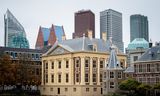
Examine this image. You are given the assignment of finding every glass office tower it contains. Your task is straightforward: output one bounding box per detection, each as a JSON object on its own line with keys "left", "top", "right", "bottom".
{"left": 100, "top": 9, "right": 124, "bottom": 52}
{"left": 130, "top": 14, "right": 149, "bottom": 42}
{"left": 4, "top": 9, "right": 29, "bottom": 48}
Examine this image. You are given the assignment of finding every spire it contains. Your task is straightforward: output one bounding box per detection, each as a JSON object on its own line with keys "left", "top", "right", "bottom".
{"left": 107, "top": 46, "right": 123, "bottom": 70}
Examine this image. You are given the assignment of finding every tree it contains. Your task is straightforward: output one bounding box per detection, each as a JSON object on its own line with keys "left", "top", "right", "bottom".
{"left": 137, "top": 84, "right": 151, "bottom": 96}
{"left": 119, "top": 78, "right": 140, "bottom": 95}
{"left": 154, "top": 83, "right": 160, "bottom": 90}
{"left": 0, "top": 54, "right": 17, "bottom": 90}
{"left": 154, "top": 83, "right": 160, "bottom": 96}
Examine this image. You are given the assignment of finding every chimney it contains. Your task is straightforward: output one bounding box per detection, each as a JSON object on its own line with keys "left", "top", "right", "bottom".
{"left": 102, "top": 32, "right": 107, "bottom": 41}
{"left": 149, "top": 39, "right": 153, "bottom": 48}
{"left": 62, "top": 35, "right": 66, "bottom": 41}
{"left": 88, "top": 30, "right": 92, "bottom": 39}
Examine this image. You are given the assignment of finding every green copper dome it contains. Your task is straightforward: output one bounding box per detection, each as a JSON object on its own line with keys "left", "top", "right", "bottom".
{"left": 128, "top": 38, "right": 149, "bottom": 50}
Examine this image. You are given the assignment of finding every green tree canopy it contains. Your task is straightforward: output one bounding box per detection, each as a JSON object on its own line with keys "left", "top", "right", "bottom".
{"left": 154, "top": 83, "right": 160, "bottom": 89}
{"left": 119, "top": 78, "right": 140, "bottom": 91}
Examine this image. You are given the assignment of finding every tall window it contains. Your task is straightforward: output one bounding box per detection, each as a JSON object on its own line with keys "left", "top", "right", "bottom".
{"left": 36, "top": 68, "right": 39, "bottom": 75}
{"left": 51, "top": 74, "right": 54, "bottom": 83}
{"left": 104, "top": 72, "right": 106, "bottom": 79}
{"left": 76, "top": 59, "right": 79, "bottom": 67}
{"left": 100, "top": 73, "right": 103, "bottom": 82}
{"left": 46, "top": 74, "right": 48, "bottom": 83}
{"left": 58, "top": 74, "right": 61, "bottom": 83}
{"left": 147, "top": 64, "right": 150, "bottom": 72}
{"left": 66, "top": 60, "right": 69, "bottom": 68}
{"left": 157, "top": 63, "right": 160, "bottom": 72}
{"left": 46, "top": 62, "right": 48, "bottom": 69}
{"left": 93, "top": 60, "right": 97, "bottom": 68}
{"left": 93, "top": 74, "right": 96, "bottom": 82}
{"left": 85, "top": 59, "right": 89, "bottom": 68}
{"left": 58, "top": 88, "right": 60, "bottom": 94}
{"left": 85, "top": 73, "right": 89, "bottom": 82}
{"left": 76, "top": 74, "right": 79, "bottom": 82}
{"left": 58, "top": 61, "right": 61, "bottom": 69}
{"left": 66, "top": 74, "right": 69, "bottom": 83}
{"left": 118, "top": 72, "right": 122, "bottom": 79}
{"left": 100, "top": 60, "right": 103, "bottom": 68}
{"left": 139, "top": 64, "right": 142, "bottom": 72}
{"left": 51, "top": 62, "right": 54, "bottom": 69}
{"left": 110, "top": 82, "right": 114, "bottom": 88}
{"left": 110, "top": 72, "right": 114, "bottom": 78}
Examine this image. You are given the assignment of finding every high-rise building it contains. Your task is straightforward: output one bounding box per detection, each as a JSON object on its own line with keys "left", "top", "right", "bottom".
{"left": 73, "top": 10, "right": 95, "bottom": 38}
{"left": 35, "top": 24, "right": 66, "bottom": 49}
{"left": 4, "top": 9, "right": 29, "bottom": 48}
{"left": 130, "top": 14, "right": 149, "bottom": 42}
{"left": 100, "top": 9, "right": 124, "bottom": 52}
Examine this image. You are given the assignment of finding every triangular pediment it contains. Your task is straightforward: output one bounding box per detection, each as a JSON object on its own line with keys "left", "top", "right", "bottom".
{"left": 47, "top": 45, "right": 71, "bottom": 55}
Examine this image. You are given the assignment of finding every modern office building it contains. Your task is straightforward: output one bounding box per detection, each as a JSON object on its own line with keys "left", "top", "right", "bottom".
{"left": 100, "top": 9, "right": 124, "bottom": 52}
{"left": 73, "top": 10, "right": 95, "bottom": 38}
{"left": 4, "top": 9, "right": 29, "bottom": 48}
{"left": 130, "top": 14, "right": 149, "bottom": 42}
{"left": 35, "top": 24, "right": 66, "bottom": 49}
{"left": 40, "top": 35, "right": 126, "bottom": 96}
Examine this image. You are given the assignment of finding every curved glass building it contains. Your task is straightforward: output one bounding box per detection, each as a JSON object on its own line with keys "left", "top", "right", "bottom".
{"left": 4, "top": 9, "right": 29, "bottom": 48}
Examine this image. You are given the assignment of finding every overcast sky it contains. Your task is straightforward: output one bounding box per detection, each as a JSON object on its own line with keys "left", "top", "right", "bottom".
{"left": 0, "top": 0, "right": 160, "bottom": 49}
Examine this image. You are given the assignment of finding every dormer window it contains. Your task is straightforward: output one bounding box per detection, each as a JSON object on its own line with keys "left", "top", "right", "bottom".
{"left": 93, "top": 44, "right": 97, "bottom": 51}
{"left": 88, "top": 43, "right": 97, "bottom": 52}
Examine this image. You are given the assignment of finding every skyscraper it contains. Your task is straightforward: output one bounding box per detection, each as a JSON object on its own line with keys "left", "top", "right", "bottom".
{"left": 73, "top": 10, "right": 95, "bottom": 38}
{"left": 130, "top": 14, "right": 149, "bottom": 42}
{"left": 35, "top": 24, "right": 66, "bottom": 49}
{"left": 100, "top": 9, "right": 124, "bottom": 52}
{"left": 4, "top": 9, "right": 29, "bottom": 48}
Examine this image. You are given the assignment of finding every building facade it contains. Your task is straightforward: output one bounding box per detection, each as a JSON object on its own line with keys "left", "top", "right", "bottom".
{"left": 103, "top": 46, "right": 124, "bottom": 95}
{"left": 0, "top": 46, "right": 44, "bottom": 84}
{"left": 100, "top": 9, "right": 124, "bottom": 52}
{"left": 133, "top": 44, "right": 160, "bottom": 85}
{"left": 4, "top": 9, "right": 29, "bottom": 48}
{"left": 126, "top": 38, "right": 149, "bottom": 67}
{"left": 35, "top": 24, "right": 66, "bottom": 49}
{"left": 130, "top": 14, "right": 149, "bottom": 42}
{"left": 40, "top": 36, "right": 126, "bottom": 96}
{"left": 73, "top": 10, "right": 95, "bottom": 38}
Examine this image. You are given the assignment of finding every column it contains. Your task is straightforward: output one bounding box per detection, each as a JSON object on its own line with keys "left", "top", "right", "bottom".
{"left": 48, "top": 60, "right": 51, "bottom": 84}
{"left": 42, "top": 60, "right": 45, "bottom": 85}
{"left": 80, "top": 57, "right": 85, "bottom": 85}
{"left": 69, "top": 57, "right": 73, "bottom": 84}
{"left": 62, "top": 59, "right": 65, "bottom": 85}
{"left": 90, "top": 57, "right": 93, "bottom": 85}
{"left": 97, "top": 58, "right": 100, "bottom": 85}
